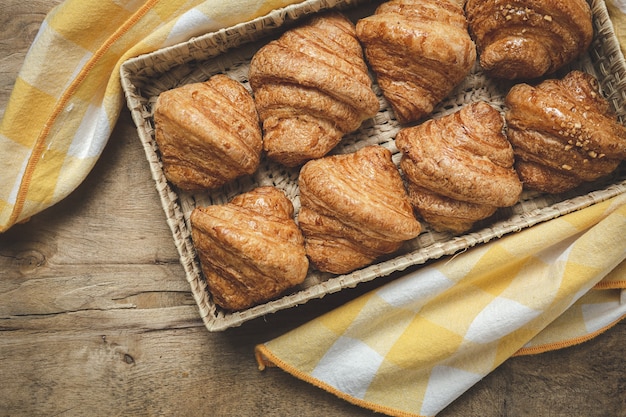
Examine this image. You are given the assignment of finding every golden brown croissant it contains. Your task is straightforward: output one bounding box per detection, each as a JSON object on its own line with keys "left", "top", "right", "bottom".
{"left": 190, "top": 186, "right": 309, "bottom": 311}
{"left": 396, "top": 101, "right": 523, "bottom": 233}
{"left": 154, "top": 74, "right": 262, "bottom": 191}
{"left": 248, "top": 12, "right": 379, "bottom": 167}
{"left": 355, "top": 0, "right": 476, "bottom": 124}
{"left": 465, "top": 0, "right": 593, "bottom": 80}
{"left": 297, "top": 145, "right": 421, "bottom": 274}
{"left": 505, "top": 70, "right": 626, "bottom": 193}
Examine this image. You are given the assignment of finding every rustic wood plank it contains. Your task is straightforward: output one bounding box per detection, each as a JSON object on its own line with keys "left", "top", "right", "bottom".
{"left": 0, "top": 325, "right": 378, "bottom": 416}
{"left": 0, "top": 264, "right": 194, "bottom": 317}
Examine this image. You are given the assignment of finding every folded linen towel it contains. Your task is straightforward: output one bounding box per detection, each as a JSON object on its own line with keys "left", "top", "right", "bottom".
{"left": 256, "top": 194, "right": 626, "bottom": 417}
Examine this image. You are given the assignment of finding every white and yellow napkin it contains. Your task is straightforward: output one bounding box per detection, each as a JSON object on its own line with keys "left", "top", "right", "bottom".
{"left": 1, "top": 1, "right": 625, "bottom": 417}
{"left": 256, "top": 194, "right": 626, "bottom": 417}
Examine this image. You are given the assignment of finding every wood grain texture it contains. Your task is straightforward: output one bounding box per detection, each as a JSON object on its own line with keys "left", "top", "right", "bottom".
{"left": 0, "top": 1, "right": 625, "bottom": 416}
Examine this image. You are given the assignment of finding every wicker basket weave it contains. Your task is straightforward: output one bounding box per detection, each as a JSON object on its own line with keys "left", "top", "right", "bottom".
{"left": 121, "top": 0, "right": 626, "bottom": 331}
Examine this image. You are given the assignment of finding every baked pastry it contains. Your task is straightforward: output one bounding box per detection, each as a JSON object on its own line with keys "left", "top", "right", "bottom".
{"left": 248, "top": 12, "right": 379, "bottom": 167}
{"left": 465, "top": 0, "right": 593, "bottom": 79}
{"left": 154, "top": 74, "right": 262, "bottom": 191}
{"left": 356, "top": 0, "right": 476, "bottom": 123}
{"left": 396, "top": 101, "right": 523, "bottom": 233}
{"left": 505, "top": 70, "right": 626, "bottom": 193}
{"left": 190, "top": 186, "right": 308, "bottom": 311}
{"left": 298, "top": 145, "right": 421, "bottom": 275}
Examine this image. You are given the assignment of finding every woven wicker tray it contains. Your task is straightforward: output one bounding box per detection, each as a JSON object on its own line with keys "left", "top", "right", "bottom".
{"left": 121, "top": 0, "right": 626, "bottom": 331}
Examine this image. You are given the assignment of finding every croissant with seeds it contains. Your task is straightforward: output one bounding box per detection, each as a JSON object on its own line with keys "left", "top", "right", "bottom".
{"left": 465, "top": 0, "right": 593, "bottom": 79}
{"left": 248, "top": 12, "right": 379, "bottom": 167}
{"left": 505, "top": 70, "right": 626, "bottom": 193}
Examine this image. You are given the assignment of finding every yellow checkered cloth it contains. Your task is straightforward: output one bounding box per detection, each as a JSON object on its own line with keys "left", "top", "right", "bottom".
{"left": 0, "top": 0, "right": 302, "bottom": 232}
{"left": 2, "top": 1, "right": 626, "bottom": 416}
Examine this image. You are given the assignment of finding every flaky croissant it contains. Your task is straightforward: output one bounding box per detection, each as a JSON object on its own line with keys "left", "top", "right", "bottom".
{"left": 396, "top": 101, "right": 523, "bottom": 233}
{"left": 505, "top": 70, "right": 626, "bottom": 193}
{"left": 248, "top": 12, "right": 379, "bottom": 167}
{"left": 356, "top": 0, "right": 476, "bottom": 124}
{"left": 154, "top": 74, "right": 262, "bottom": 191}
{"left": 465, "top": 0, "right": 593, "bottom": 80}
{"left": 298, "top": 145, "right": 421, "bottom": 275}
{"left": 190, "top": 186, "right": 309, "bottom": 311}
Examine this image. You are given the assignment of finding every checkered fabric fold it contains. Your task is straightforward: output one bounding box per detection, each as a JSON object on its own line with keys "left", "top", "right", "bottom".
{"left": 256, "top": 194, "right": 626, "bottom": 417}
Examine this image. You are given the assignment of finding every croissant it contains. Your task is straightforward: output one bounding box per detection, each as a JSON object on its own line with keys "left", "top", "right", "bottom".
{"left": 396, "top": 101, "right": 523, "bottom": 233}
{"left": 248, "top": 12, "right": 379, "bottom": 167}
{"left": 298, "top": 145, "right": 421, "bottom": 275}
{"left": 355, "top": 0, "right": 476, "bottom": 124}
{"left": 505, "top": 70, "right": 626, "bottom": 193}
{"left": 190, "top": 186, "right": 309, "bottom": 311}
{"left": 465, "top": 0, "right": 593, "bottom": 80}
{"left": 153, "top": 74, "right": 262, "bottom": 191}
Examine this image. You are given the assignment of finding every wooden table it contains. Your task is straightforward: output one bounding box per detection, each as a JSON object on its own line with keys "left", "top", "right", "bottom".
{"left": 1, "top": 1, "right": 625, "bottom": 416}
